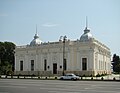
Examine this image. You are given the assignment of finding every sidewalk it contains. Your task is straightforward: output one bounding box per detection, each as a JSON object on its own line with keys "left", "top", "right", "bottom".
{"left": 0, "top": 74, "right": 120, "bottom": 81}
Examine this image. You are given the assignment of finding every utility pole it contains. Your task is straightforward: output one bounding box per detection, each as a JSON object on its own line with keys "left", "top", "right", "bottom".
{"left": 60, "top": 36, "right": 67, "bottom": 76}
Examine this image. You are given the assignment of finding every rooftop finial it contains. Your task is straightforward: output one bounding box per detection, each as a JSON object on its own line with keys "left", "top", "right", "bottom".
{"left": 34, "top": 24, "right": 39, "bottom": 39}
{"left": 84, "top": 16, "right": 90, "bottom": 33}
{"left": 86, "top": 16, "right": 88, "bottom": 29}
{"left": 36, "top": 24, "right": 37, "bottom": 35}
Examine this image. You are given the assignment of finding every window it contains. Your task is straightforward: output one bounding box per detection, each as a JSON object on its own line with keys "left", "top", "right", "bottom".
{"left": 82, "top": 58, "right": 87, "bottom": 70}
{"left": 31, "top": 60, "right": 34, "bottom": 71}
{"left": 20, "top": 61, "right": 23, "bottom": 71}
{"left": 44, "top": 59, "right": 47, "bottom": 71}
{"left": 64, "top": 59, "right": 67, "bottom": 70}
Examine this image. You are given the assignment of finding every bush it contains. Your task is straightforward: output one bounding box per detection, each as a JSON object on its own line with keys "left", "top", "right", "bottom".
{"left": 11, "top": 75, "right": 13, "bottom": 78}
{"left": 18, "top": 74, "right": 21, "bottom": 76}
{"left": 96, "top": 73, "right": 100, "bottom": 77}
{"left": 101, "top": 77, "right": 104, "bottom": 80}
{"left": 90, "top": 74, "right": 93, "bottom": 77}
{"left": 32, "top": 74, "right": 35, "bottom": 76}
{"left": 82, "top": 74, "right": 86, "bottom": 77}
{"left": 113, "top": 77, "right": 116, "bottom": 81}
{"left": 81, "top": 77, "right": 83, "bottom": 80}
{"left": 55, "top": 77, "right": 57, "bottom": 79}
{"left": 91, "top": 77, "right": 93, "bottom": 80}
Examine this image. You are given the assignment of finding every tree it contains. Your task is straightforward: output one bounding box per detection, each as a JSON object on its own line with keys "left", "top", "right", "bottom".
{"left": 115, "top": 64, "right": 120, "bottom": 73}
{"left": 0, "top": 61, "right": 13, "bottom": 75}
{"left": 0, "top": 41, "right": 15, "bottom": 75}
{"left": 112, "top": 54, "right": 120, "bottom": 73}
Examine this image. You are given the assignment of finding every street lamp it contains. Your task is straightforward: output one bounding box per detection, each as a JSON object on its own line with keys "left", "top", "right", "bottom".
{"left": 60, "top": 36, "right": 67, "bottom": 76}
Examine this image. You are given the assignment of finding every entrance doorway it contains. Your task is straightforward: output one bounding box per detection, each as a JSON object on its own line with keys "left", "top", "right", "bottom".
{"left": 53, "top": 63, "right": 57, "bottom": 74}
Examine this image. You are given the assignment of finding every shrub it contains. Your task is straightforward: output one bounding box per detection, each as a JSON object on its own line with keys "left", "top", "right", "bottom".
{"left": 101, "top": 77, "right": 104, "bottom": 80}
{"left": 96, "top": 73, "right": 100, "bottom": 77}
{"left": 82, "top": 74, "right": 86, "bottom": 77}
{"left": 81, "top": 77, "right": 83, "bottom": 80}
{"left": 113, "top": 77, "right": 116, "bottom": 81}
{"left": 18, "top": 74, "right": 21, "bottom": 76}
{"left": 55, "top": 77, "right": 57, "bottom": 79}
{"left": 91, "top": 77, "right": 93, "bottom": 80}
{"left": 90, "top": 74, "right": 93, "bottom": 77}
{"left": 32, "top": 74, "right": 35, "bottom": 76}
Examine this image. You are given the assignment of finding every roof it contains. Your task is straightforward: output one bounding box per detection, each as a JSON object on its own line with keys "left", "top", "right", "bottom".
{"left": 30, "top": 33, "right": 42, "bottom": 46}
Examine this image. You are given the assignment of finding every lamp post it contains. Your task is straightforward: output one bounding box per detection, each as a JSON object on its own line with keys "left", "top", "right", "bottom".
{"left": 60, "top": 36, "right": 67, "bottom": 76}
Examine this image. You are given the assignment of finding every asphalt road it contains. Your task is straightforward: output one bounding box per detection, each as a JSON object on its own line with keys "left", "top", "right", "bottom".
{"left": 0, "top": 79, "right": 120, "bottom": 93}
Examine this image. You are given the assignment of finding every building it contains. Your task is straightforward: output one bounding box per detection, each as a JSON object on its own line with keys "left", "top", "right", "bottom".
{"left": 14, "top": 24, "right": 111, "bottom": 76}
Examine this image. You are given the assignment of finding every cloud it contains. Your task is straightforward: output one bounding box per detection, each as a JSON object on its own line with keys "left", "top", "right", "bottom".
{"left": 42, "top": 23, "right": 59, "bottom": 27}
{"left": 0, "top": 13, "right": 8, "bottom": 17}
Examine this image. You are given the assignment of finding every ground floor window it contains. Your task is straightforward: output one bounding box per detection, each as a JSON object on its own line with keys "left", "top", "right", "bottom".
{"left": 31, "top": 60, "right": 34, "bottom": 71}
{"left": 82, "top": 58, "right": 87, "bottom": 70}
{"left": 53, "top": 63, "right": 57, "bottom": 74}
{"left": 44, "top": 59, "right": 47, "bottom": 71}
{"left": 20, "top": 60, "right": 23, "bottom": 71}
{"left": 64, "top": 59, "right": 67, "bottom": 70}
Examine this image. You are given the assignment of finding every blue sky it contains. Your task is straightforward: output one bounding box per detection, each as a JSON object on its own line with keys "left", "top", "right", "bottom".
{"left": 0, "top": 0, "right": 120, "bottom": 56}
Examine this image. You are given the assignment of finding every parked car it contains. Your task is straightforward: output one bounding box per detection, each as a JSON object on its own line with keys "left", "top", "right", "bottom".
{"left": 59, "top": 73, "right": 79, "bottom": 80}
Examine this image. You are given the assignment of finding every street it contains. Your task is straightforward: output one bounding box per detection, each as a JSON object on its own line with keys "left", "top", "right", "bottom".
{"left": 0, "top": 79, "right": 120, "bottom": 93}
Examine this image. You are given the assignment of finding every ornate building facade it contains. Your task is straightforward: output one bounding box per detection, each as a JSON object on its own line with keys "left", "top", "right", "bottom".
{"left": 15, "top": 25, "right": 111, "bottom": 76}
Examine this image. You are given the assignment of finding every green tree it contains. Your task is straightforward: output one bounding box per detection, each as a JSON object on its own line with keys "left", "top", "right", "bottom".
{"left": 112, "top": 54, "right": 120, "bottom": 73}
{"left": 0, "top": 41, "right": 15, "bottom": 75}
{"left": 114, "top": 64, "right": 120, "bottom": 73}
{"left": 0, "top": 61, "right": 13, "bottom": 75}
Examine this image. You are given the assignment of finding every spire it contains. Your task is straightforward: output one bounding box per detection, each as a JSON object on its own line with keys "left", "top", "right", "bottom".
{"left": 36, "top": 24, "right": 37, "bottom": 35}
{"left": 30, "top": 25, "right": 42, "bottom": 46}
{"left": 80, "top": 17, "right": 93, "bottom": 42}
{"left": 86, "top": 16, "right": 88, "bottom": 29}
{"left": 84, "top": 16, "right": 90, "bottom": 33}
{"left": 34, "top": 24, "right": 39, "bottom": 39}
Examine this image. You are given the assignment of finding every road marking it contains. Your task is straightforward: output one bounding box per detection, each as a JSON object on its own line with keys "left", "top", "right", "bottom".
{"left": 84, "top": 87, "right": 93, "bottom": 89}
{"left": 48, "top": 91, "right": 81, "bottom": 93}
{"left": 0, "top": 86, "right": 27, "bottom": 89}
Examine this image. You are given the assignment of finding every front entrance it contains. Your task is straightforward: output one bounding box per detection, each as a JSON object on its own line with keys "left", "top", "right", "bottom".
{"left": 53, "top": 63, "right": 57, "bottom": 74}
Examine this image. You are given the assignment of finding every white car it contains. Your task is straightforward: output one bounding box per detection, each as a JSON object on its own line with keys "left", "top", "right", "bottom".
{"left": 60, "top": 73, "right": 79, "bottom": 80}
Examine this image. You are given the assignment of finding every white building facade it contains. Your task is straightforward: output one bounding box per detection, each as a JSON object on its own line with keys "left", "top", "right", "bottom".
{"left": 15, "top": 26, "right": 111, "bottom": 76}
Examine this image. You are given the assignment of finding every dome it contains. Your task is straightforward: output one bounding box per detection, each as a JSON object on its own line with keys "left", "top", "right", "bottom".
{"left": 30, "top": 33, "right": 42, "bottom": 46}
{"left": 80, "top": 27, "right": 93, "bottom": 42}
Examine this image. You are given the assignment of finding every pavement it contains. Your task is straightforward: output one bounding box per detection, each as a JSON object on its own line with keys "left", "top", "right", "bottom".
{"left": 0, "top": 79, "right": 120, "bottom": 93}
{"left": 1, "top": 74, "right": 120, "bottom": 80}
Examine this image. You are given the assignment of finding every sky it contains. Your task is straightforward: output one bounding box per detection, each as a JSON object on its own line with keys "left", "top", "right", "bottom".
{"left": 0, "top": 0, "right": 120, "bottom": 56}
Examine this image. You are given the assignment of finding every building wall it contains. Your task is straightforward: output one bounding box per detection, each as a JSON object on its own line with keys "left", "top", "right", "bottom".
{"left": 14, "top": 39, "right": 111, "bottom": 76}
